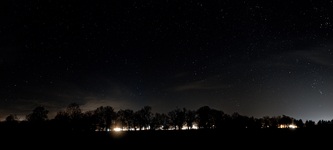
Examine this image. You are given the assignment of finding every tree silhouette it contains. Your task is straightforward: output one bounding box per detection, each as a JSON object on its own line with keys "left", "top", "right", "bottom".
{"left": 124, "top": 109, "right": 135, "bottom": 130}
{"left": 168, "top": 107, "right": 186, "bottom": 130}
{"left": 231, "top": 112, "right": 250, "bottom": 128}
{"left": 294, "top": 119, "right": 304, "bottom": 128}
{"left": 150, "top": 113, "right": 160, "bottom": 130}
{"left": 117, "top": 109, "right": 134, "bottom": 130}
{"left": 26, "top": 106, "right": 49, "bottom": 122}
{"left": 54, "top": 111, "right": 70, "bottom": 121}
{"left": 262, "top": 116, "right": 271, "bottom": 128}
{"left": 4, "top": 114, "right": 19, "bottom": 130}
{"left": 81, "top": 110, "right": 96, "bottom": 131}
{"left": 2, "top": 102, "right": 331, "bottom": 133}
{"left": 54, "top": 111, "right": 70, "bottom": 131}
{"left": 305, "top": 120, "right": 316, "bottom": 128}
{"left": 196, "top": 106, "right": 211, "bottom": 129}
{"left": 269, "top": 116, "right": 279, "bottom": 128}
{"left": 247, "top": 117, "right": 263, "bottom": 129}
{"left": 185, "top": 109, "right": 196, "bottom": 130}
{"left": 278, "top": 115, "right": 293, "bottom": 128}
{"left": 59, "top": 102, "right": 83, "bottom": 131}
{"left": 136, "top": 106, "right": 152, "bottom": 130}
{"left": 5, "top": 114, "right": 18, "bottom": 122}
{"left": 94, "top": 106, "right": 116, "bottom": 131}
{"left": 209, "top": 108, "right": 224, "bottom": 129}
{"left": 132, "top": 111, "right": 140, "bottom": 130}
{"left": 66, "top": 103, "right": 82, "bottom": 120}
{"left": 157, "top": 113, "right": 171, "bottom": 130}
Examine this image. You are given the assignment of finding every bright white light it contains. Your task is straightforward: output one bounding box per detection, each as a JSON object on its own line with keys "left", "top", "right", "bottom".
{"left": 192, "top": 124, "right": 198, "bottom": 129}
{"left": 278, "top": 124, "right": 297, "bottom": 129}
{"left": 288, "top": 124, "right": 297, "bottom": 129}
{"left": 113, "top": 127, "right": 122, "bottom": 132}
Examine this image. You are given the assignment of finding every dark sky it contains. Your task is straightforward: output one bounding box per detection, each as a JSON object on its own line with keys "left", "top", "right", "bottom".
{"left": 1, "top": 0, "right": 333, "bottom": 122}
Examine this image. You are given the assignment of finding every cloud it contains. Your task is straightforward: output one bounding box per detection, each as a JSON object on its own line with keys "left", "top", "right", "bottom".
{"left": 249, "top": 44, "right": 333, "bottom": 72}
{"left": 0, "top": 74, "right": 140, "bottom": 120}
{"left": 291, "top": 49, "right": 333, "bottom": 67}
{"left": 80, "top": 96, "right": 138, "bottom": 112}
{"left": 173, "top": 78, "right": 231, "bottom": 92}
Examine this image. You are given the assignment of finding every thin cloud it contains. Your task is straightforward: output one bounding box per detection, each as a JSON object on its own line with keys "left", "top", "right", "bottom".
{"left": 292, "top": 49, "right": 333, "bottom": 67}
{"left": 80, "top": 96, "right": 137, "bottom": 112}
{"left": 173, "top": 78, "right": 231, "bottom": 92}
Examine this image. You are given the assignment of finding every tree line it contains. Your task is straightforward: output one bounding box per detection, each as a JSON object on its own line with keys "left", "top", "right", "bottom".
{"left": 0, "top": 102, "right": 328, "bottom": 132}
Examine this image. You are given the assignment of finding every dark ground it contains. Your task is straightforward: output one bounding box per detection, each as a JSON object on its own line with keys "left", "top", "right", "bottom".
{"left": 2, "top": 128, "right": 331, "bottom": 149}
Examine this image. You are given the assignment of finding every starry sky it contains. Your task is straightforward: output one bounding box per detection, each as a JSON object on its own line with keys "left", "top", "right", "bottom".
{"left": 1, "top": 0, "right": 333, "bottom": 122}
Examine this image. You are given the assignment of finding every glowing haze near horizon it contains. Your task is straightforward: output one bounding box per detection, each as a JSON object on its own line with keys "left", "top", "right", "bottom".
{"left": 1, "top": 1, "right": 333, "bottom": 122}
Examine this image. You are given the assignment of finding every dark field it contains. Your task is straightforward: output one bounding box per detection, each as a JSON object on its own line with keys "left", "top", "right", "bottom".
{"left": 2, "top": 128, "right": 332, "bottom": 149}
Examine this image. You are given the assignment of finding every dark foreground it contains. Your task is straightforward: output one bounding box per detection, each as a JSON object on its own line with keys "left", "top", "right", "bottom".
{"left": 2, "top": 128, "right": 332, "bottom": 149}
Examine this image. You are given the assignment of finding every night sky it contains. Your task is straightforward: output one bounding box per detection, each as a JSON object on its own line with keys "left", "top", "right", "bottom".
{"left": 1, "top": 0, "right": 333, "bottom": 122}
